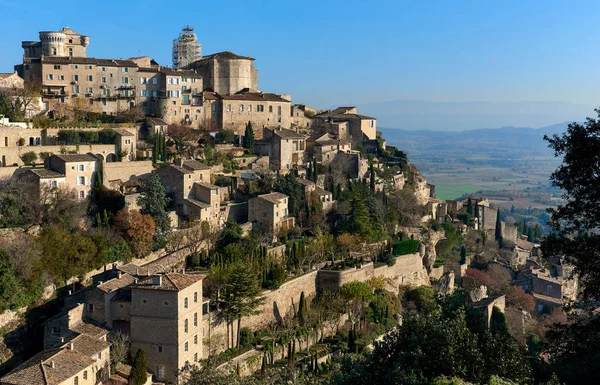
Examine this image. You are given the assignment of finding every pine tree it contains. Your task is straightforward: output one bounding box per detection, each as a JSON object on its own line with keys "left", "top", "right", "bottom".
{"left": 129, "top": 349, "right": 147, "bottom": 385}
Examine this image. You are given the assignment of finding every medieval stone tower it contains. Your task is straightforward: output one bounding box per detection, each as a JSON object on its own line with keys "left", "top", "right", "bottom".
{"left": 22, "top": 27, "right": 89, "bottom": 58}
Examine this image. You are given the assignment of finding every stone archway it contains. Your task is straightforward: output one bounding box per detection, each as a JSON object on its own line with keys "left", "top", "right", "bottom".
{"left": 106, "top": 153, "right": 118, "bottom": 162}
{"left": 95, "top": 153, "right": 105, "bottom": 161}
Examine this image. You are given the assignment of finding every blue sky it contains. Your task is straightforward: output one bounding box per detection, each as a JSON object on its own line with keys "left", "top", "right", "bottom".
{"left": 1, "top": 0, "right": 598, "bottom": 128}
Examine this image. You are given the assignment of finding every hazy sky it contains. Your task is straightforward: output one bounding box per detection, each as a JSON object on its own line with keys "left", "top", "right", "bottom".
{"left": 1, "top": 0, "right": 598, "bottom": 127}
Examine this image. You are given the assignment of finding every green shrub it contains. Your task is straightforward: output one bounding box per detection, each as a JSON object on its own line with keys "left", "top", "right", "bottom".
{"left": 239, "top": 327, "right": 254, "bottom": 348}
{"left": 393, "top": 239, "right": 420, "bottom": 256}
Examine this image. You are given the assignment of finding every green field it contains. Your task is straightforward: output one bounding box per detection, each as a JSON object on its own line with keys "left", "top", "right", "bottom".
{"left": 434, "top": 184, "right": 489, "bottom": 201}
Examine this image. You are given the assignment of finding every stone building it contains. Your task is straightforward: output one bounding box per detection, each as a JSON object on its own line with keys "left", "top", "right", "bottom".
{"left": 186, "top": 51, "right": 258, "bottom": 95}
{"left": 312, "top": 107, "right": 376, "bottom": 145}
{"left": 478, "top": 205, "right": 498, "bottom": 232}
{"left": 44, "top": 154, "right": 99, "bottom": 200}
{"left": 329, "top": 152, "right": 369, "bottom": 180}
{"left": 291, "top": 104, "right": 316, "bottom": 131}
{"left": 248, "top": 192, "right": 294, "bottom": 234}
{"left": 20, "top": 27, "right": 89, "bottom": 59}
{"left": 257, "top": 127, "right": 306, "bottom": 173}
{"left": 0, "top": 71, "right": 24, "bottom": 89}
{"left": 130, "top": 273, "right": 205, "bottom": 383}
{"left": 297, "top": 178, "right": 335, "bottom": 212}
{"left": 1, "top": 327, "right": 110, "bottom": 385}
{"left": 201, "top": 91, "right": 292, "bottom": 137}
{"left": 306, "top": 132, "right": 351, "bottom": 165}
{"left": 43, "top": 303, "right": 109, "bottom": 350}
{"left": 183, "top": 181, "right": 224, "bottom": 226}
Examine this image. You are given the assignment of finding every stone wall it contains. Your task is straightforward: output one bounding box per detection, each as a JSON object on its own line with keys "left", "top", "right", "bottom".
{"left": 501, "top": 222, "right": 518, "bottom": 246}
{"left": 103, "top": 160, "right": 153, "bottom": 184}
{"left": 1, "top": 143, "right": 117, "bottom": 166}
{"left": 373, "top": 253, "right": 430, "bottom": 292}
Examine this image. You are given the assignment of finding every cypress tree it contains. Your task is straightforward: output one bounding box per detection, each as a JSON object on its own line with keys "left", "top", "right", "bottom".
{"left": 369, "top": 159, "right": 376, "bottom": 193}
{"left": 495, "top": 209, "right": 504, "bottom": 248}
{"left": 467, "top": 198, "right": 473, "bottom": 215}
{"left": 161, "top": 133, "right": 167, "bottom": 161}
{"left": 460, "top": 245, "right": 467, "bottom": 264}
{"left": 244, "top": 121, "right": 255, "bottom": 152}
{"left": 336, "top": 183, "right": 342, "bottom": 200}
{"left": 152, "top": 134, "right": 158, "bottom": 163}
{"left": 298, "top": 291, "right": 307, "bottom": 325}
{"left": 95, "top": 212, "right": 102, "bottom": 227}
{"left": 129, "top": 349, "right": 147, "bottom": 385}
{"left": 312, "top": 159, "right": 318, "bottom": 183}
{"left": 474, "top": 202, "right": 479, "bottom": 218}
{"left": 261, "top": 353, "right": 267, "bottom": 372}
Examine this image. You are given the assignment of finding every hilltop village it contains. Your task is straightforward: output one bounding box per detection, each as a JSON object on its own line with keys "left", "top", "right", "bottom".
{"left": 0, "top": 27, "right": 576, "bottom": 385}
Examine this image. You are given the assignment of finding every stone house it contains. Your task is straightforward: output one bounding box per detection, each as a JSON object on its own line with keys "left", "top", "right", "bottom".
{"left": 257, "top": 127, "right": 306, "bottom": 173}
{"left": 306, "top": 132, "right": 351, "bottom": 165}
{"left": 146, "top": 117, "right": 168, "bottom": 135}
{"left": 43, "top": 303, "right": 109, "bottom": 350}
{"left": 1, "top": 326, "right": 110, "bottom": 385}
{"left": 291, "top": 104, "right": 316, "bottom": 131}
{"left": 329, "top": 152, "right": 369, "bottom": 180}
{"left": 471, "top": 295, "right": 506, "bottom": 328}
{"left": 130, "top": 273, "right": 205, "bottom": 383}
{"left": 155, "top": 159, "right": 211, "bottom": 214}
{"left": 19, "top": 168, "right": 66, "bottom": 198}
{"left": 297, "top": 178, "right": 334, "bottom": 212}
{"left": 183, "top": 181, "right": 224, "bottom": 226}
{"left": 248, "top": 192, "right": 294, "bottom": 234}
{"left": 45, "top": 153, "right": 99, "bottom": 200}
{"left": 477, "top": 205, "right": 498, "bottom": 232}
{"left": 312, "top": 107, "right": 376, "bottom": 145}
{"left": 0, "top": 71, "right": 25, "bottom": 89}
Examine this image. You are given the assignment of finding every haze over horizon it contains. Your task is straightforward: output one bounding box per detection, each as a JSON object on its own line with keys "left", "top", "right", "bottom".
{"left": 2, "top": 0, "right": 599, "bottom": 130}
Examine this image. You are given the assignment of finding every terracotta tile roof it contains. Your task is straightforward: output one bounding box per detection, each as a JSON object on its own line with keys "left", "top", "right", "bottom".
{"left": 296, "top": 178, "right": 315, "bottom": 187}
{"left": 257, "top": 192, "right": 288, "bottom": 204}
{"left": 159, "top": 68, "right": 199, "bottom": 77}
{"left": 132, "top": 273, "right": 204, "bottom": 291}
{"left": 222, "top": 92, "right": 290, "bottom": 103}
{"left": 194, "top": 181, "right": 219, "bottom": 190}
{"left": 198, "top": 51, "right": 255, "bottom": 61}
{"left": 532, "top": 292, "right": 563, "bottom": 305}
{"left": 51, "top": 153, "right": 97, "bottom": 162}
{"left": 120, "top": 249, "right": 187, "bottom": 276}
{"left": 41, "top": 56, "right": 137, "bottom": 67}
{"left": 272, "top": 127, "right": 305, "bottom": 139}
{"left": 0, "top": 347, "right": 97, "bottom": 385}
{"left": 156, "top": 164, "right": 193, "bottom": 175}
{"left": 314, "top": 186, "right": 331, "bottom": 196}
{"left": 147, "top": 117, "right": 168, "bottom": 126}
{"left": 97, "top": 273, "right": 136, "bottom": 293}
{"left": 314, "top": 139, "right": 338, "bottom": 146}
{"left": 27, "top": 169, "right": 65, "bottom": 178}
{"left": 186, "top": 198, "right": 210, "bottom": 209}
{"left": 66, "top": 334, "right": 109, "bottom": 358}
{"left": 112, "top": 128, "right": 135, "bottom": 136}
{"left": 70, "top": 322, "right": 108, "bottom": 340}
{"left": 181, "top": 159, "right": 210, "bottom": 170}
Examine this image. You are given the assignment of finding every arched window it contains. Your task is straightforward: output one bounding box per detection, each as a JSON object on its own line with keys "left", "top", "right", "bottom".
{"left": 184, "top": 319, "right": 188, "bottom": 333}
{"left": 240, "top": 104, "right": 244, "bottom": 112}
{"left": 227, "top": 104, "right": 232, "bottom": 112}
{"left": 184, "top": 297, "right": 188, "bottom": 309}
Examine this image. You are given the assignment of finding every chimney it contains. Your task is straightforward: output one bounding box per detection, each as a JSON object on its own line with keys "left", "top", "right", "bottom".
{"left": 69, "top": 342, "right": 74, "bottom": 351}
{"left": 60, "top": 337, "right": 65, "bottom": 343}
{"left": 134, "top": 278, "right": 138, "bottom": 284}
{"left": 152, "top": 275, "right": 162, "bottom": 286}
{"left": 182, "top": 268, "right": 185, "bottom": 275}
{"left": 117, "top": 271, "right": 122, "bottom": 279}
{"left": 50, "top": 360, "right": 56, "bottom": 369}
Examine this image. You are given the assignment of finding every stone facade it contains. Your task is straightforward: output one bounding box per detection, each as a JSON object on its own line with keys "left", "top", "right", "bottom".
{"left": 186, "top": 51, "right": 258, "bottom": 95}
{"left": 248, "top": 192, "right": 294, "bottom": 234}
{"left": 130, "top": 274, "right": 204, "bottom": 383}
{"left": 312, "top": 107, "right": 376, "bottom": 145}
{"left": 258, "top": 127, "right": 306, "bottom": 173}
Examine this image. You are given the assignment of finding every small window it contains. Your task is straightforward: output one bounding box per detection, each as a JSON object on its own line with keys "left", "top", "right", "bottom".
{"left": 98, "top": 352, "right": 102, "bottom": 359}
{"left": 152, "top": 78, "right": 158, "bottom": 85}
{"left": 83, "top": 371, "right": 87, "bottom": 380}
{"left": 101, "top": 77, "right": 106, "bottom": 83}
{"left": 194, "top": 353, "right": 198, "bottom": 362}
{"left": 227, "top": 104, "right": 231, "bottom": 112}
{"left": 87, "top": 75, "right": 93, "bottom": 81}
{"left": 142, "top": 299, "right": 147, "bottom": 304}
{"left": 52, "top": 326, "right": 60, "bottom": 335}
{"left": 123, "top": 77, "right": 129, "bottom": 84}
{"left": 46, "top": 74, "right": 54, "bottom": 80}
{"left": 87, "top": 303, "right": 94, "bottom": 312}
{"left": 194, "top": 313, "right": 197, "bottom": 327}
{"left": 194, "top": 292, "right": 198, "bottom": 303}
{"left": 194, "top": 334, "right": 198, "bottom": 344}
{"left": 184, "top": 319, "right": 188, "bottom": 333}
{"left": 184, "top": 341, "right": 188, "bottom": 352}
{"left": 269, "top": 105, "right": 273, "bottom": 113}
{"left": 164, "top": 301, "right": 169, "bottom": 306}
{"left": 248, "top": 105, "right": 252, "bottom": 112}
{"left": 74, "top": 376, "right": 79, "bottom": 385}
{"left": 157, "top": 345, "right": 163, "bottom": 353}
{"left": 73, "top": 74, "right": 79, "bottom": 81}
{"left": 122, "top": 67, "right": 129, "bottom": 73}
{"left": 78, "top": 164, "right": 85, "bottom": 172}
{"left": 184, "top": 297, "right": 188, "bottom": 309}
{"left": 78, "top": 176, "right": 86, "bottom": 185}
{"left": 86, "top": 65, "right": 93, "bottom": 70}
{"left": 240, "top": 104, "right": 244, "bottom": 112}
{"left": 54, "top": 64, "right": 62, "bottom": 70}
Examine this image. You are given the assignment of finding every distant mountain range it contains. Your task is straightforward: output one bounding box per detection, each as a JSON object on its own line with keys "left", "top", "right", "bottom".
{"left": 356, "top": 100, "right": 593, "bottom": 131}
{"left": 379, "top": 123, "right": 570, "bottom": 165}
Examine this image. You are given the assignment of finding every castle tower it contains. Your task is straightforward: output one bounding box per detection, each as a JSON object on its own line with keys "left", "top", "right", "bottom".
{"left": 172, "top": 26, "right": 201, "bottom": 69}
{"left": 26, "top": 27, "right": 89, "bottom": 58}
